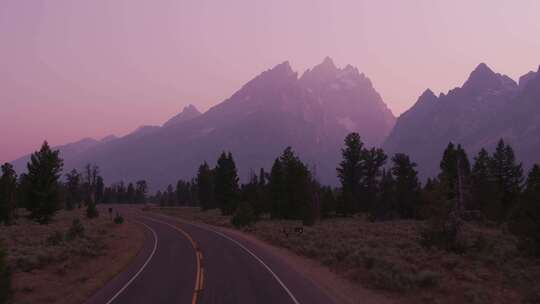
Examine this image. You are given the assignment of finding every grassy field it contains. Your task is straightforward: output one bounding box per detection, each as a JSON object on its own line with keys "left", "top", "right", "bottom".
{"left": 151, "top": 207, "right": 540, "bottom": 304}
{"left": 0, "top": 207, "right": 144, "bottom": 304}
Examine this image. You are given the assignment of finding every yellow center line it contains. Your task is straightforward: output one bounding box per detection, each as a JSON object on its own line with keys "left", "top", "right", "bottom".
{"left": 139, "top": 216, "right": 204, "bottom": 304}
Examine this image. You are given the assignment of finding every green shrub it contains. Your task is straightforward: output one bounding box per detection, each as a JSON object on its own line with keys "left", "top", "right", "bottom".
{"left": 413, "top": 270, "right": 441, "bottom": 288}
{"left": 0, "top": 245, "right": 12, "bottom": 304}
{"left": 231, "top": 201, "right": 256, "bottom": 228}
{"left": 66, "top": 218, "right": 85, "bottom": 240}
{"left": 46, "top": 231, "right": 64, "bottom": 246}
{"left": 86, "top": 202, "right": 99, "bottom": 219}
{"left": 114, "top": 213, "right": 124, "bottom": 224}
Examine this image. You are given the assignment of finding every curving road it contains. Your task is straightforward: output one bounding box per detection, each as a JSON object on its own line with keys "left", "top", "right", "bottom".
{"left": 86, "top": 207, "right": 336, "bottom": 304}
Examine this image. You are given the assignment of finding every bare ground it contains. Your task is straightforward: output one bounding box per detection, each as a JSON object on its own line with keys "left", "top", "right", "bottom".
{"left": 0, "top": 207, "right": 144, "bottom": 304}
{"left": 150, "top": 207, "right": 540, "bottom": 304}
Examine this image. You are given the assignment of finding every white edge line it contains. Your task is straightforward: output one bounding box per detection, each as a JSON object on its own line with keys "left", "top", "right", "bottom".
{"left": 105, "top": 221, "right": 158, "bottom": 304}
{"left": 146, "top": 213, "right": 301, "bottom": 304}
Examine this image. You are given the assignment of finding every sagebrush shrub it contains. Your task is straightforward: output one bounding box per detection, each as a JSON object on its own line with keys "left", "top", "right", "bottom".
{"left": 114, "top": 213, "right": 124, "bottom": 224}
{"left": 0, "top": 244, "right": 12, "bottom": 304}
{"left": 66, "top": 218, "right": 85, "bottom": 240}
{"left": 231, "top": 201, "right": 257, "bottom": 228}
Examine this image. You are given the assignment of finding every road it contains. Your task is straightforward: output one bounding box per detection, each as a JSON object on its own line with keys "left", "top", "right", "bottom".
{"left": 86, "top": 207, "right": 337, "bottom": 304}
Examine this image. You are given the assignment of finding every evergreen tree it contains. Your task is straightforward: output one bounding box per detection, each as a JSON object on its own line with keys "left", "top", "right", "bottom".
{"left": 509, "top": 164, "right": 540, "bottom": 255}
{"left": 0, "top": 163, "right": 17, "bottom": 225}
{"left": 197, "top": 162, "right": 214, "bottom": 211}
{"left": 26, "top": 141, "right": 64, "bottom": 224}
{"left": 470, "top": 149, "right": 498, "bottom": 219}
{"left": 83, "top": 164, "right": 99, "bottom": 205}
{"left": 95, "top": 176, "right": 105, "bottom": 203}
{"left": 320, "top": 186, "right": 336, "bottom": 219}
{"left": 269, "top": 158, "right": 286, "bottom": 219}
{"left": 135, "top": 180, "right": 148, "bottom": 204}
{"left": 391, "top": 153, "right": 421, "bottom": 219}
{"left": 269, "top": 147, "right": 313, "bottom": 220}
{"left": 362, "top": 148, "right": 387, "bottom": 214}
{"left": 371, "top": 169, "right": 396, "bottom": 220}
{"left": 127, "top": 183, "right": 136, "bottom": 203}
{"left": 214, "top": 152, "right": 240, "bottom": 215}
{"left": 439, "top": 143, "right": 471, "bottom": 203}
{"left": 165, "top": 184, "right": 175, "bottom": 206}
{"left": 490, "top": 139, "right": 524, "bottom": 220}
{"left": 337, "top": 133, "right": 365, "bottom": 215}
{"left": 65, "top": 169, "right": 81, "bottom": 210}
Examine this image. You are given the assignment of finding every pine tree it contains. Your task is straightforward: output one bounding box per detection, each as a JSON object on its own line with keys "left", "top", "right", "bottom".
{"left": 439, "top": 143, "right": 470, "bottom": 203}
{"left": 127, "top": 183, "right": 136, "bottom": 203}
{"left": 490, "top": 139, "right": 524, "bottom": 220}
{"left": 0, "top": 163, "right": 17, "bottom": 225}
{"left": 471, "top": 149, "right": 498, "bottom": 219}
{"left": 83, "top": 164, "right": 99, "bottom": 205}
{"left": 214, "top": 152, "right": 240, "bottom": 215}
{"left": 509, "top": 164, "right": 540, "bottom": 255}
{"left": 26, "top": 141, "right": 64, "bottom": 224}
{"left": 269, "top": 147, "right": 312, "bottom": 220}
{"left": 391, "top": 153, "right": 421, "bottom": 219}
{"left": 269, "top": 158, "right": 286, "bottom": 219}
{"left": 96, "top": 176, "right": 105, "bottom": 203}
{"left": 371, "top": 169, "right": 395, "bottom": 220}
{"left": 65, "top": 169, "right": 81, "bottom": 210}
{"left": 337, "top": 133, "right": 365, "bottom": 215}
{"left": 197, "top": 162, "right": 214, "bottom": 211}
{"left": 362, "top": 148, "right": 387, "bottom": 214}
{"left": 135, "top": 180, "right": 148, "bottom": 204}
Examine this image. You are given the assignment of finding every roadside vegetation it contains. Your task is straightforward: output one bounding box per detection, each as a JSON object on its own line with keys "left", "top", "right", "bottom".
{"left": 149, "top": 133, "right": 540, "bottom": 303}
{"left": 0, "top": 142, "right": 146, "bottom": 303}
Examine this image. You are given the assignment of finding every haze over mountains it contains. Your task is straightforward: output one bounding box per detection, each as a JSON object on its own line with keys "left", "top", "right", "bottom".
{"left": 12, "top": 58, "right": 540, "bottom": 189}
{"left": 12, "top": 58, "right": 395, "bottom": 190}
{"left": 384, "top": 63, "right": 540, "bottom": 179}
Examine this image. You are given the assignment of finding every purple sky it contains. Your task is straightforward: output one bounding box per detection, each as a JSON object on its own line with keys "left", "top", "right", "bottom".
{"left": 1, "top": 0, "right": 539, "bottom": 163}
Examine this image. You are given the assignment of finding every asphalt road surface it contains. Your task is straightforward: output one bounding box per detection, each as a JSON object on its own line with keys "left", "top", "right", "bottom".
{"left": 86, "top": 207, "right": 337, "bottom": 304}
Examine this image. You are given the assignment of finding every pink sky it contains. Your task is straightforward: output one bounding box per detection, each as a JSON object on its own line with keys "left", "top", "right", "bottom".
{"left": 1, "top": 0, "right": 539, "bottom": 163}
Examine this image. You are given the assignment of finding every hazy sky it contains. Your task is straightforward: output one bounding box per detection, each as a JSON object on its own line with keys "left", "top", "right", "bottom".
{"left": 1, "top": 0, "right": 539, "bottom": 163}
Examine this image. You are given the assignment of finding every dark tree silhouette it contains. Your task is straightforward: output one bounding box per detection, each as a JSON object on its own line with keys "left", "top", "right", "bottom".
{"left": 391, "top": 153, "right": 421, "bottom": 219}
{"left": 269, "top": 147, "right": 313, "bottom": 220}
{"left": 337, "top": 133, "right": 364, "bottom": 215}
{"left": 214, "top": 152, "right": 240, "bottom": 215}
{"left": 135, "top": 180, "right": 148, "bottom": 204}
{"left": 471, "top": 148, "right": 498, "bottom": 219}
{"left": 26, "top": 141, "right": 64, "bottom": 224}
{"left": 490, "top": 139, "right": 524, "bottom": 221}
{"left": 509, "top": 164, "right": 540, "bottom": 255}
{"left": 197, "top": 162, "right": 214, "bottom": 211}
{"left": 65, "top": 169, "right": 82, "bottom": 210}
{"left": 0, "top": 163, "right": 17, "bottom": 225}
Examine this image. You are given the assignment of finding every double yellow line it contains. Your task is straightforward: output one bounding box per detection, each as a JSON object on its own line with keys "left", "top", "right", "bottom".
{"left": 141, "top": 216, "right": 204, "bottom": 304}
{"left": 177, "top": 227, "right": 205, "bottom": 304}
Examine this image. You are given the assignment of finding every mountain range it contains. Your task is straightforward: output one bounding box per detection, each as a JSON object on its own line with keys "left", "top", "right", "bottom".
{"left": 12, "top": 58, "right": 396, "bottom": 190}
{"left": 383, "top": 63, "right": 540, "bottom": 179}
{"left": 12, "top": 59, "right": 540, "bottom": 189}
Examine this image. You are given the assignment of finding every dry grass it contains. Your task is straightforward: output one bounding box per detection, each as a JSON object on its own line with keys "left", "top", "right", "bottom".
{"left": 0, "top": 207, "right": 144, "bottom": 304}
{"left": 150, "top": 207, "right": 540, "bottom": 304}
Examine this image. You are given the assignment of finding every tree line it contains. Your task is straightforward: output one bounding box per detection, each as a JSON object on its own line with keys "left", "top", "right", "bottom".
{"left": 0, "top": 141, "right": 148, "bottom": 225}
{"left": 147, "top": 133, "right": 540, "bottom": 255}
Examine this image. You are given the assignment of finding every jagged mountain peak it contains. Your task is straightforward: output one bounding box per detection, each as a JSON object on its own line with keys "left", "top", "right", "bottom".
{"left": 463, "top": 62, "right": 517, "bottom": 93}
{"left": 163, "top": 103, "right": 202, "bottom": 127}
{"left": 418, "top": 89, "right": 438, "bottom": 102}
{"left": 519, "top": 71, "right": 537, "bottom": 89}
